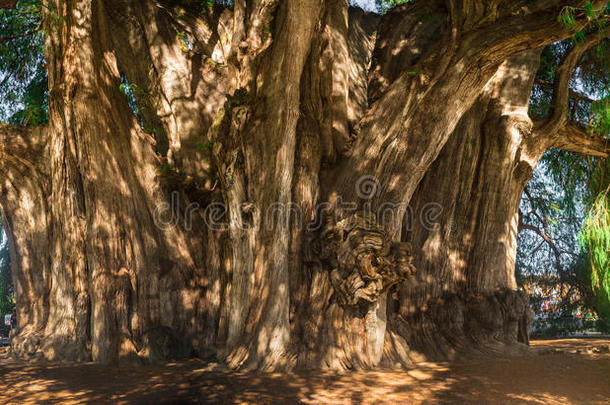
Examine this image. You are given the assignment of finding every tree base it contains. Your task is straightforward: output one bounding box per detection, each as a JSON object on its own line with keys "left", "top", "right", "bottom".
{"left": 383, "top": 288, "right": 533, "bottom": 366}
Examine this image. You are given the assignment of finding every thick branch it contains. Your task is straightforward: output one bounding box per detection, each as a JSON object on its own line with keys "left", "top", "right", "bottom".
{"left": 0, "top": 0, "right": 17, "bottom": 9}
{"left": 532, "top": 35, "right": 610, "bottom": 156}
{"left": 552, "top": 123, "right": 610, "bottom": 157}
{"left": 330, "top": 2, "right": 597, "bottom": 223}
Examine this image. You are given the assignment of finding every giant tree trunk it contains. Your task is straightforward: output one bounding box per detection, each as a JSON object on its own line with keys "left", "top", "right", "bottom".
{"left": 391, "top": 51, "right": 544, "bottom": 361}
{"left": 0, "top": 124, "right": 50, "bottom": 360}
{"left": 2, "top": 0, "right": 608, "bottom": 369}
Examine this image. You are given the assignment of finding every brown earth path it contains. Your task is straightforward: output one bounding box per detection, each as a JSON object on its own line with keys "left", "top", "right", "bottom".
{"left": 0, "top": 338, "right": 609, "bottom": 404}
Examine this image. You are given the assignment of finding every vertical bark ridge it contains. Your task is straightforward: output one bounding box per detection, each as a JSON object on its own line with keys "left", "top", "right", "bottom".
{"left": 220, "top": 0, "right": 323, "bottom": 371}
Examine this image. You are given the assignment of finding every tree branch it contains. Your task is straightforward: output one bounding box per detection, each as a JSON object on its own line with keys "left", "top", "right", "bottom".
{"left": 535, "top": 34, "right": 603, "bottom": 135}
{"left": 331, "top": 1, "right": 603, "bottom": 228}
{"left": 0, "top": 0, "right": 17, "bottom": 9}
{"left": 0, "top": 24, "right": 42, "bottom": 42}
{"left": 552, "top": 122, "right": 610, "bottom": 157}
{"left": 518, "top": 209, "right": 563, "bottom": 274}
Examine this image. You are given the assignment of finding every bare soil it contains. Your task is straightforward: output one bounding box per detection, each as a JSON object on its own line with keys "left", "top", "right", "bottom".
{"left": 1, "top": 338, "right": 609, "bottom": 404}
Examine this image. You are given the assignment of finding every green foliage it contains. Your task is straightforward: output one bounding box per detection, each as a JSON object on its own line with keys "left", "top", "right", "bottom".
{"left": 558, "top": 2, "right": 609, "bottom": 28}
{"left": 581, "top": 197, "right": 610, "bottom": 289}
{"left": 196, "top": 141, "right": 214, "bottom": 152}
{"left": 118, "top": 76, "right": 168, "bottom": 144}
{"left": 538, "top": 42, "right": 570, "bottom": 82}
{"left": 375, "top": 0, "right": 411, "bottom": 14}
{"left": 523, "top": 33, "right": 610, "bottom": 331}
{"left": 579, "top": 158, "right": 610, "bottom": 325}
{"left": 586, "top": 1, "right": 595, "bottom": 19}
{"left": 0, "top": 0, "right": 46, "bottom": 124}
{"left": 558, "top": 2, "right": 610, "bottom": 43}
{"left": 517, "top": 149, "right": 592, "bottom": 278}
{"left": 119, "top": 77, "right": 143, "bottom": 116}
{"left": 7, "top": 66, "right": 47, "bottom": 125}
{"left": 175, "top": 30, "right": 190, "bottom": 53}
{"left": 200, "top": 0, "right": 214, "bottom": 13}
{"left": 181, "top": 0, "right": 232, "bottom": 14}
{"left": 590, "top": 91, "right": 610, "bottom": 135}
{"left": 530, "top": 42, "right": 571, "bottom": 119}
{"left": 157, "top": 163, "right": 175, "bottom": 175}
{"left": 531, "top": 314, "right": 602, "bottom": 338}
{"left": 558, "top": 6, "right": 578, "bottom": 28}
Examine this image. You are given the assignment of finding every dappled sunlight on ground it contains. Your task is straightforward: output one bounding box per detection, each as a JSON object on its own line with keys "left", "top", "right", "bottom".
{"left": 0, "top": 338, "right": 609, "bottom": 404}
{"left": 531, "top": 337, "right": 610, "bottom": 352}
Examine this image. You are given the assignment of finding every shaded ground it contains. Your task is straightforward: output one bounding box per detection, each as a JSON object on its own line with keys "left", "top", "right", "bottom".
{"left": 0, "top": 338, "right": 608, "bottom": 404}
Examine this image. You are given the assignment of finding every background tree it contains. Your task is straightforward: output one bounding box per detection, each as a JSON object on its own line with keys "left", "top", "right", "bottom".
{"left": 516, "top": 36, "right": 610, "bottom": 332}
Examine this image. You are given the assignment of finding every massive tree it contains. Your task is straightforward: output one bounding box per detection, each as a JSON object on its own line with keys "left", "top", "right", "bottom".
{"left": 1, "top": 0, "right": 610, "bottom": 370}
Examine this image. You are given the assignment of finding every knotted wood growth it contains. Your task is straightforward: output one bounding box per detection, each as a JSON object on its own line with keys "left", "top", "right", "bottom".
{"left": 318, "top": 212, "right": 414, "bottom": 306}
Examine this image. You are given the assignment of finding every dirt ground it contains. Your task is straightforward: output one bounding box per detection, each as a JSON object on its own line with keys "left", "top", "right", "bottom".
{"left": 0, "top": 338, "right": 609, "bottom": 404}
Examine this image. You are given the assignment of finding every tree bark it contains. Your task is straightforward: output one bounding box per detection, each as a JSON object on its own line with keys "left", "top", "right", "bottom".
{"left": 0, "top": 124, "right": 50, "bottom": 360}
{"left": 391, "top": 51, "right": 544, "bottom": 361}
{"left": 3, "top": 0, "right": 609, "bottom": 369}
{"left": 0, "top": 0, "right": 17, "bottom": 9}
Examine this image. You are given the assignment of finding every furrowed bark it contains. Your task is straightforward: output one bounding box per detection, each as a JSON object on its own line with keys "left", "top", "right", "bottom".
{"left": 8, "top": 0, "right": 217, "bottom": 363}
{"left": 304, "top": 1, "right": 589, "bottom": 370}
{"left": 107, "top": 2, "right": 234, "bottom": 356}
{"left": 217, "top": 0, "right": 323, "bottom": 370}
{"left": 327, "top": 2, "right": 591, "bottom": 223}
{"left": 292, "top": 3, "right": 390, "bottom": 369}
{"left": 388, "top": 37, "right": 610, "bottom": 363}
{"left": 107, "top": 1, "right": 233, "bottom": 181}
{"left": 553, "top": 124, "right": 610, "bottom": 157}
{"left": 390, "top": 51, "right": 543, "bottom": 361}
{"left": 5, "top": 0, "right": 610, "bottom": 371}
{"left": 0, "top": 124, "right": 50, "bottom": 360}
